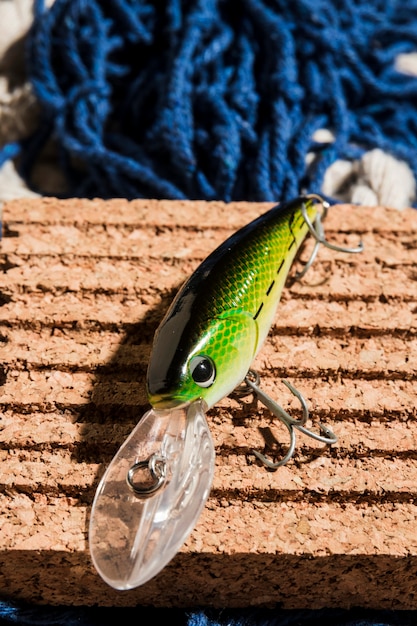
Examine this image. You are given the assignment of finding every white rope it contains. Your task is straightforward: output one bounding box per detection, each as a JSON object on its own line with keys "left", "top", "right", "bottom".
{"left": 322, "top": 149, "right": 416, "bottom": 210}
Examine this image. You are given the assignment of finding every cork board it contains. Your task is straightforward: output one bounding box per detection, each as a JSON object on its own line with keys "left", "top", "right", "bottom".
{"left": 1, "top": 198, "right": 417, "bottom": 608}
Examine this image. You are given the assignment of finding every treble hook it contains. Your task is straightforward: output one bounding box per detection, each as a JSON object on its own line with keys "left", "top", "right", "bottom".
{"left": 295, "top": 193, "right": 364, "bottom": 280}
{"left": 235, "top": 370, "right": 337, "bottom": 470}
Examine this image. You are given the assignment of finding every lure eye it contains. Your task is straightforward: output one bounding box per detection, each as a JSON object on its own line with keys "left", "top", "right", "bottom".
{"left": 189, "top": 355, "right": 216, "bottom": 388}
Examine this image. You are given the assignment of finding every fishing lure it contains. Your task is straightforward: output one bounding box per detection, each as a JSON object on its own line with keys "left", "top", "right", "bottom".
{"left": 89, "top": 194, "right": 362, "bottom": 590}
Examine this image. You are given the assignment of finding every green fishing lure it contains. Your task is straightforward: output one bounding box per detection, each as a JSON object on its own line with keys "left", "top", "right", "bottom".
{"left": 89, "top": 194, "right": 362, "bottom": 591}
{"left": 147, "top": 196, "right": 316, "bottom": 411}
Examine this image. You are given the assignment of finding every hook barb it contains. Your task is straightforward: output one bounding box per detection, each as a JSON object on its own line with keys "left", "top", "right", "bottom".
{"left": 236, "top": 370, "right": 337, "bottom": 469}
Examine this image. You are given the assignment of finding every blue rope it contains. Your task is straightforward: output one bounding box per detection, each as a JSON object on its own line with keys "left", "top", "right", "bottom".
{"left": 0, "top": 142, "right": 21, "bottom": 168}
{"left": 22, "top": 0, "right": 417, "bottom": 202}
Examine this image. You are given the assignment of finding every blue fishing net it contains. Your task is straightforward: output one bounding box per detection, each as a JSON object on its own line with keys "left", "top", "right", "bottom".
{"left": 16, "top": 0, "right": 417, "bottom": 201}
{"left": 1, "top": 603, "right": 417, "bottom": 626}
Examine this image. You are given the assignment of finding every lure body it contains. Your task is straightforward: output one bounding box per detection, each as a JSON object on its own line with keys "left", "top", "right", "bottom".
{"left": 147, "top": 196, "right": 317, "bottom": 410}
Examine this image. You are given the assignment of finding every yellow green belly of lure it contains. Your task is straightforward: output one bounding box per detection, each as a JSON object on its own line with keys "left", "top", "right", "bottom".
{"left": 89, "top": 194, "right": 362, "bottom": 590}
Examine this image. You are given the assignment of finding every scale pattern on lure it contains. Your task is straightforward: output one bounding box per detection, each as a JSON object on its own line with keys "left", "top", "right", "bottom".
{"left": 147, "top": 196, "right": 317, "bottom": 410}
{"left": 89, "top": 194, "right": 362, "bottom": 591}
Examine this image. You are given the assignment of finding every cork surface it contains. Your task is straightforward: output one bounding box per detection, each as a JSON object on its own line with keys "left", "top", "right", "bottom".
{"left": 1, "top": 197, "right": 417, "bottom": 609}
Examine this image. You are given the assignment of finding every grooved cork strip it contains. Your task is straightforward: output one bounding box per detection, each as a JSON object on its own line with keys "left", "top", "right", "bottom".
{"left": 1, "top": 197, "right": 417, "bottom": 609}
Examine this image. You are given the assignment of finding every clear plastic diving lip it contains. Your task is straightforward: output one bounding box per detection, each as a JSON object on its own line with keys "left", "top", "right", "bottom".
{"left": 89, "top": 399, "right": 215, "bottom": 590}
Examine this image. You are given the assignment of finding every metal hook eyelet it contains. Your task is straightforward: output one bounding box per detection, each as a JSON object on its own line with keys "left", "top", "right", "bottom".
{"left": 127, "top": 454, "right": 167, "bottom": 497}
